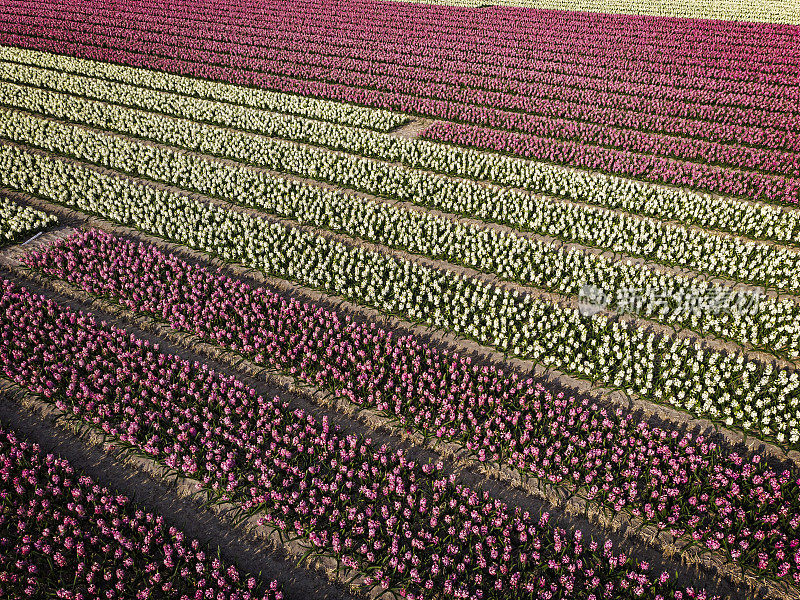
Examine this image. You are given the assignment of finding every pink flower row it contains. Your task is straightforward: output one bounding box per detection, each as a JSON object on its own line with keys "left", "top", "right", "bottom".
{"left": 0, "top": 277, "right": 708, "bottom": 600}
{"left": 5, "top": 4, "right": 800, "bottom": 154}
{"left": 17, "top": 0, "right": 800, "bottom": 87}
{"left": 422, "top": 122, "right": 799, "bottom": 204}
{"left": 11, "top": 0, "right": 800, "bottom": 122}
{"left": 0, "top": 426, "right": 283, "bottom": 600}
{"left": 24, "top": 229, "right": 800, "bottom": 585}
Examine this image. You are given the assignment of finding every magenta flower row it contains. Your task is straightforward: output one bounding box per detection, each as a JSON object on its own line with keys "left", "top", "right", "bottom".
{"left": 11, "top": 0, "right": 800, "bottom": 95}
{"left": 23, "top": 229, "right": 800, "bottom": 586}
{"left": 0, "top": 426, "right": 283, "bottom": 600}
{"left": 1, "top": 1, "right": 799, "bottom": 202}
{"left": 3, "top": 5, "right": 798, "bottom": 152}
{"left": 0, "top": 277, "right": 710, "bottom": 600}
{"left": 420, "top": 122, "right": 799, "bottom": 204}
{"left": 6, "top": 1, "right": 800, "bottom": 133}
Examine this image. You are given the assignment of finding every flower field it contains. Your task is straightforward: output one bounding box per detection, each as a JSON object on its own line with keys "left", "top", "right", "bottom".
{"left": 0, "top": 0, "right": 798, "bottom": 598}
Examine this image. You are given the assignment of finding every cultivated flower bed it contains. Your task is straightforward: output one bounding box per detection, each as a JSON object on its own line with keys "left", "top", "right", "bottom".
{"left": 5, "top": 46, "right": 800, "bottom": 249}
{"left": 0, "top": 192, "right": 56, "bottom": 247}
{"left": 2, "top": 103, "right": 798, "bottom": 359}
{"left": 0, "top": 425, "right": 283, "bottom": 600}
{"left": 0, "top": 279, "right": 711, "bottom": 600}
{"left": 1, "top": 144, "right": 798, "bottom": 450}
{"left": 23, "top": 228, "right": 800, "bottom": 587}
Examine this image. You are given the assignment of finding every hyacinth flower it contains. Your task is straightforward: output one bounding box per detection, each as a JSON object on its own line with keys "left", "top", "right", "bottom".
{"left": 0, "top": 278, "right": 716, "bottom": 600}
{"left": 18, "top": 230, "right": 800, "bottom": 588}
{"left": 0, "top": 193, "right": 56, "bottom": 247}
{"left": 0, "top": 425, "right": 283, "bottom": 600}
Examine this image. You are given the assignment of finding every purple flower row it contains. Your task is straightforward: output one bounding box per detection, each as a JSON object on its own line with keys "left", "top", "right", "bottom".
{"left": 0, "top": 277, "right": 710, "bottom": 600}
{"left": 2, "top": 0, "right": 799, "bottom": 157}
{"left": 421, "top": 122, "right": 799, "bottom": 204}
{"left": 15, "top": 0, "right": 800, "bottom": 94}
{"left": 0, "top": 426, "right": 282, "bottom": 600}
{"left": 3, "top": 6, "right": 798, "bottom": 153}
{"left": 24, "top": 229, "right": 800, "bottom": 586}
{"left": 9, "top": 0, "right": 800, "bottom": 131}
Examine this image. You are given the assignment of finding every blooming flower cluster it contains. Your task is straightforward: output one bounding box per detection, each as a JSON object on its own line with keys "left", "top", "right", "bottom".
{"left": 23, "top": 227, "right": 800, "bottom": 585}
{"left": 4, "top": 77, "right": 800, "bottom": 297}
{"left": 0, "top": 279, "right": 715, "bottom": 600}
{"left": 0, "top": 192, "right": 56, "bottom": 246}
{"left": 0, "top": 50, "right": 404, "bottom": 132}
{"left": 462, "top": 0, "right": 800, "bottom": 24}
{"left": 2, "top": 144, "right": 799, "bottom": 446}
{"left": 4, "top": 45, "right": 800, "bottom": 251}
{"left": 0, "top": 425, "right": 283, "bottom": 600}
{"left": 422, "top": 121, "right": 799, "bottom": 205}
{"left": 3, "top": 101, "right": 798, "bottom": 359}
{"left": 0, "top": 0, "right": 798, "bottom": 203}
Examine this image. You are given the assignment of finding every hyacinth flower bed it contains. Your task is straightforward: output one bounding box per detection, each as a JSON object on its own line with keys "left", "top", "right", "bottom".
{"left": 4, "top": 46, "right": 800, "bottom": 254}
{"left": 0, "top": 278, "right": 716, "bottom": 600}
{"left": 0, "top": 192, "right": 56, "bottom": 247}
{"left": 0, "top": 425, "right": 283, "bottom": 600}
{"left": 2, "top": 101, "right": 798, "bottom": 360}
{"left": 21, "top": 228, "right": 800, "bottom": 586}
{"left": 0, "top": 0, "right": 798, "bottom": 203}
{"left": 2, "top": 145, "right": 799, "bottom": 451}
{"left": 3, "top": 88, "right": 800, "bottom": 303}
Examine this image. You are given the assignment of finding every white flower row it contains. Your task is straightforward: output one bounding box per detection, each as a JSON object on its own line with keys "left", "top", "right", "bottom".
{"left": 489, "top": 0, "right": 800, "bottom": 25}
{"left": 3, "top": 49, "right": 800, "bottom": 250}
{"left": 4, "top": 104, "right": 799, "bottom": 360}
{"left": 0, "top": 193, "right": 57, "bottom": 245}
{"left": 3, "top": 76, "right": 800, "bottom": 297}
{"left": 0, "top": 45, "right": 407, "bottom": 132}
{"left": 2, "top": 141, "right": 799, "bottom": 447}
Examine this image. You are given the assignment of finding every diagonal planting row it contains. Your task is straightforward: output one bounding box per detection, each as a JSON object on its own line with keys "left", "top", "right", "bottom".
{"left": 0, "top": 47, "right": 406, "bottom": 132}
{"left": 3, "top": 63, "right": 799, "bottom": 291}
{"left": 0, "top": 190, "right": 55, "bottom": 246}
{"left": 1, "top": 142, "right": 799, "bottom": 459}
{"left": 2, "top": 90, "right": 799, "bottom": 362}
{"left": 3, "top": 12, "right": 793, "bottom": 112}
{"left": 4, "top": 47, "right": 800, "bottom": 250}
{"left": 1, "top": 0, "right": 799, "bottom": 202}
{"left": 2, "top": 62, "right": 800, "bottom": 284}
{"left": 0, "top": 278, "right": 710, "bottom": 600}
{"left": 6, "top": 0, "right": 799, "bottom": 123}
{"left": 0, "top": 423, "right": 284, "bottom": 600}
{"left": 21, "top": 225, "right": 800, "bottom": 590}
{"left": 7, "top": 3, "right": 800, "bottom": 173}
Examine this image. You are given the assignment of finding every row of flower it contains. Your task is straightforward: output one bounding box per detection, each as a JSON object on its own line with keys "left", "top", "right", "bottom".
{"left": 3, "top": 12, "right": 797, "bottom": 160}
{"left": 24, "top": 226, "right": 800, "bottom": 585}
{"left": 0, "top": 425, "right": 283, "bottom": 600}
{"left": 4, "top": 54, "right": 797, "bottom": 191}
{"left": 16, "top": 0, "right": 799, "bottom": 98}
{"left": 4, "top": 102, "right": 798, "bottom": 361}
{"left": 479, "top": 0, "right": 800, "bottom": 25}
{"left": 0, "top": 191, "right": 56, "bottom": 246}
{"left": 420, "top": 121, "right": 799, "bottom": 205}
{"left": 2, "top": 143, "right": 799, "bottom": 450}
{"left": 4, "top": 84, "right": 799, "bottom": 305}
{"left": 15, "top": 0, "right": 800, "bottom": 134}
{"left": 0, "top": 47, "right": 403, "bottom": 133}
{"left": 0, "top": 278, "right": 710, "bottom": 600}
{"left": 2, "top": 31, "right": 798, "bottom": 205}
{"left": 6, "top": 47, "right": 800, "bottom": 252}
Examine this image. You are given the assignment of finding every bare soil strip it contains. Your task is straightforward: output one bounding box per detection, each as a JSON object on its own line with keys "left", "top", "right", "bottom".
{"left": 386, "top": 117, "right": 438, "bottom": 138}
